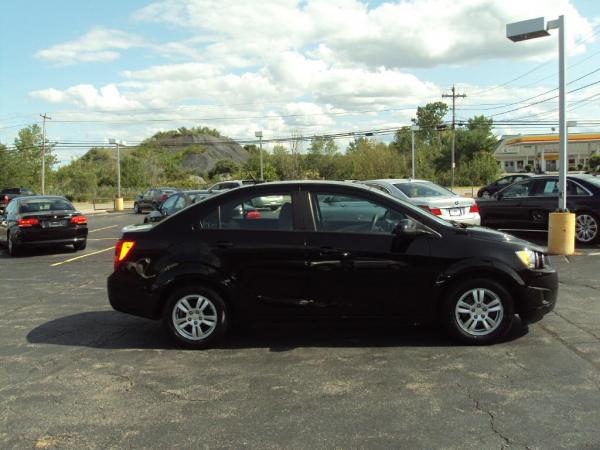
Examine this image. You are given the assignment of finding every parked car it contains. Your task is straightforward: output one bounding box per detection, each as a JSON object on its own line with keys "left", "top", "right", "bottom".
{"left": 477, "top": 174, "right": 535, "bottom": 198}
{"left": 0, "top": 196, "right": 88, "bottom": 256}
{"left": 133, "top": 188, "right": 178, "bottom": 213}
{"left": 207, "top": 180, "right": 257, "bottom": 194}
{"left": 477, "top": 174, "right": 600, "bottom": 244}
{"left": 108, "top": 180, "right": 557, "bottom": 349}
{"left": 0, "top": 187, "right": 34, "bottom": 214}
{"left": 362, "top": 179, "right": 480, "bottom": 225}
{"left": 143, "top": 190, "right": 211, "bottom": 224}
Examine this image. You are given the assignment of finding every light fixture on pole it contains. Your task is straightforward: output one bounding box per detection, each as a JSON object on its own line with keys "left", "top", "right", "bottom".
{"left": 507, "top": 15, "right": 575, "bottom": 255}
{"left": 410, "top": 121, "right": 420, "bottom": 179}
{"left": 255, "top": 131, "right": 263, "bottom": 181}
{"left": 109, "top": 139, "right": 124, "bottom": 211}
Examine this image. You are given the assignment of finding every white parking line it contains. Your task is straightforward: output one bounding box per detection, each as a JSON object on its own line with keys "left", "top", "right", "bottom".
{"left": 50, "top": 246, "right": 115, "bottom": 267}
{"left": 89, "top": 225, "right": 118, "bottom": 233}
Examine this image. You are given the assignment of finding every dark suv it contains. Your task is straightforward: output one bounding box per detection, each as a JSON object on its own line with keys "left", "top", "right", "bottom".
{"left": 133, "top": 188, "right": 177, "bottom": 213}
{"left": 108, "top": 181, "right": 558, "bottom": 348}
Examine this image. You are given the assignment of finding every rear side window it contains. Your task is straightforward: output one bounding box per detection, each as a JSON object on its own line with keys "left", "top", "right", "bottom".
{"left": 198, "top": 193, "right": 294, "bottom": 231}
{"left": 502, "top": 180, "right": 535, "bottom": 198}
{"left": 394, "top": 182, "right": 453, "bottom": 198}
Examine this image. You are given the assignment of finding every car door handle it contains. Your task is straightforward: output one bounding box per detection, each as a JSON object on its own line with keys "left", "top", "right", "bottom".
{"left": 214, "top": 240, "right": 234, "bottom": 249}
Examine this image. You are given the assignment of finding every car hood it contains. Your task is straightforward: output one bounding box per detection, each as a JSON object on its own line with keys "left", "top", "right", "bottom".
{"left": 463, "top": 226, "right": 546, "bottom": 252}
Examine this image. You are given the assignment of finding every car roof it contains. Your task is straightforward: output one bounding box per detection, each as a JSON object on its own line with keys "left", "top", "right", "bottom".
{"left": 366, "top": 179, "right": 432, "bottom": 184}
{"left": 16, "top": 195, "right": 68, "bottom": 202}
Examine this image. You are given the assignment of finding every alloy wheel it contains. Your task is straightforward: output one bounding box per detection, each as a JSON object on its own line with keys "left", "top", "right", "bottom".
{"left": 171, "top": 294, "right": 218, "bottom": 341}
{"left": 454, "top": 288, "right": 504, "bottom": 336}
{"left": 575, "top": 214, "right": 598, "bottom": 243}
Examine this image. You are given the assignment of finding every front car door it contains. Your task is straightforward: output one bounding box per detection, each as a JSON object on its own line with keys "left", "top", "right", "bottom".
{"left": 304, "top": 188, "right": 437, "bottom": 320}
{"left": 480, "top": 178, "right": 537, "bottom": 229}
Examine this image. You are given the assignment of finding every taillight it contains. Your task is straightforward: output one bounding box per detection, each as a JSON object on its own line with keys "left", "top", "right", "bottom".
{"left": 114, "top": 240, "right": 135, "bottom": 270}
{"left": 429, "top": 208, "right": 443, "bottom": 216}
{"left": 18, "top": 218, "right": 40, "bottom": 227}
{"left": 1, "top": 195, "right": 8, "bottom": 204}
{"left": 246, "top": 211, "right": 261, "bottom": 219}
{"left": 469, "top": 204, "right": 480, "bottom": 213}
{"left": 71, "top": 215, "right": 88, "bottom": 225}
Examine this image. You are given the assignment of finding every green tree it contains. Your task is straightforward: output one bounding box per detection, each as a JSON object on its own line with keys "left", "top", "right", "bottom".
{"left": 10, "top": 124, "right": 57, "bottom": 190}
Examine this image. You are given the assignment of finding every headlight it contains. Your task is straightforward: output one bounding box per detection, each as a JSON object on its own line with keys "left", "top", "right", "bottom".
{"left": 515, "top": 249, "right": 547, "bottom": 269}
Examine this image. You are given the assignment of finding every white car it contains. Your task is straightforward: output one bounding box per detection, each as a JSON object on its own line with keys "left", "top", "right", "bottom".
{"left": 362, "top": 179, "right": 481, "bottom": 225}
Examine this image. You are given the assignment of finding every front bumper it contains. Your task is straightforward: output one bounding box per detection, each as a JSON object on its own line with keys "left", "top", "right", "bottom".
{"left": 516, "top": 268, "right": 558, "bottom": 323}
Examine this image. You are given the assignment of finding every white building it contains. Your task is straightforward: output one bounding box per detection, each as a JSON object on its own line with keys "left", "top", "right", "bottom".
{"left": 493, "top": 133, "right": 600, "bottom": 173}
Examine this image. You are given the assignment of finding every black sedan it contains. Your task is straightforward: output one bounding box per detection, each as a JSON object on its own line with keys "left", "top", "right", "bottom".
{"left": 0, "top": 196, "right": 88, "bottom": 256}
{"left": 477, "top": 174, "right": 600, "bottom": 244}
{"left": 477, "top": 174, "right": 534, "bottom": 198}
{"left": 108, "top": 181, "right": 558, "bottom": 348}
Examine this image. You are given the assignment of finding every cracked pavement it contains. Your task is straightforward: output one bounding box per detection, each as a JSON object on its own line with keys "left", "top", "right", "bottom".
{"left": 1, "top": 213, "right": 599, "bottom": 449}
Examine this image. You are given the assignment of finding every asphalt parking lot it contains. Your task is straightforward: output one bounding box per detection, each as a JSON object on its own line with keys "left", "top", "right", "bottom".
{"left": 1, "top": 212, "right": 600, "bottom": 449}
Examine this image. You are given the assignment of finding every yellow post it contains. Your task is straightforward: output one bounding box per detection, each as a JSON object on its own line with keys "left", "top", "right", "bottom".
{"left": 547, "top": 212, "right": 575, "bottom": 255}
{"left": 114, "top": 197, "right": 124, "bottom": 212}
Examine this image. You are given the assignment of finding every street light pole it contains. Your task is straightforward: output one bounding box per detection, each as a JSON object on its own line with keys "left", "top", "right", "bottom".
{"left": 507, "top": 15, "right": 573, "bottom": 254}
{"left": 410, "top": 123, "right": 420, "bottom": 178}
{"left": 557, "top": 15, "right": 567, "bottom": 211}
{"left": 109, "top": 139, "right": 123, "bottom": 211}
{"left": 255, "top": 131, "right": 263, "bottom": 180}
{"left": 40, "top": 113, "right": 51, "bottom": 195}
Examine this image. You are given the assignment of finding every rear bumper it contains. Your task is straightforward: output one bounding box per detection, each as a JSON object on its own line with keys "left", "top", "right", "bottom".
{"left": 107, "top": 270, "right": 161, "bottom": 320}
{"left": 516, "top": 268, "right": 558, "bottom": 323}
{"left": 451, "top": 214, "right": 481, "bottom": 226}
{"left": 14, "top": 227, "right": 88, "bottom": 246}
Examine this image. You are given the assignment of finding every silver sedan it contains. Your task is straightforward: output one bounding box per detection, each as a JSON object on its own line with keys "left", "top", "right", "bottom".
{"left": 362, "top": 179, "right": 481, "bottom": 225}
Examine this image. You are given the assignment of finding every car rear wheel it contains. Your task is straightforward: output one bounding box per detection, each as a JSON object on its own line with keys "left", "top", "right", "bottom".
{"left": 73, "top": 240, "right": 87, "bottom": 251}
{"left": 134, "top": 203, "right": 141, "bottom": 214}
{"left": 575, "top": 212, "right": 598, "bottom": 244}
{"left": 7, "top": 232, "right": 20, "bottom": 256}
{"left": 163, "top": 286, "right": 228, "bottom": 349}
{"left": 441, "top": 278, "right": 514, "bottom": 345}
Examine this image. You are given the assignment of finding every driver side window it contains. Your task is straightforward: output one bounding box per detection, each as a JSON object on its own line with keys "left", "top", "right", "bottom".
{"left": 312, "top": 192, "right": 407, "bottom": 234}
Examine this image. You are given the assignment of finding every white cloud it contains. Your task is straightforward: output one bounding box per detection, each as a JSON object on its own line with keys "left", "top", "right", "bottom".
{"left": 30, "top": 84, "right": 142, "bottom": 111}
{"left": 35, "top": 27, "right": 146, "bottom": 65}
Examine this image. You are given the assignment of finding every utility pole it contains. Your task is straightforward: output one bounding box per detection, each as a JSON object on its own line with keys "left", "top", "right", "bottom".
{"left": 40, "top": 113, "right": 51, "bottom": 195}
{"left": 442, "top": 86, "right": 466, "bottom": 190}
{"left": 410, "top": 120, "right": 420, "bottom": 179}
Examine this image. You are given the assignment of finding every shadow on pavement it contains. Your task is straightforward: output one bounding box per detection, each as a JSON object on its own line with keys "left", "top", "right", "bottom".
{"left": 0, "top": 245, "right": 75, "bottom": 259}
{"left": 27, "top": 310, "right": 529, "bottom": 351}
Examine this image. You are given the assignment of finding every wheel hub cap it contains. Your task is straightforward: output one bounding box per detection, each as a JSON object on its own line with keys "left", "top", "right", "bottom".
{"left": 454, "top": 288, "right": 504, "bottom": 336}
{"left": 172, "top": 295, "right": 218, "bottom": 341}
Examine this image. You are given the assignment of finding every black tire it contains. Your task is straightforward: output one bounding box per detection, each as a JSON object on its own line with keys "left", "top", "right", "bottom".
{"left": 441, "top": 278, "right": 514, "bottom": 345}
{"left": 7, "top": 232, "right": 20, "bottom": 257}
{"left": 575, "top": 211, "right": 599, "bottom": 245}
{"left": 73, "top": 240, "right": 87, "bottom": 251}
{"left": 162, "top": 285, "right": 228, "bottom": 349}
{"left": 133, "top": 203, "right": 141, "bottom": 214}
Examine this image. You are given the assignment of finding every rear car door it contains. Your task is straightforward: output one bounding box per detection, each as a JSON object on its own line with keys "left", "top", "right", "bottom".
{"left": 194, "top": 189, "right": 311, "bottom": 319}
{"left": 304, "top": 189, "right": 436, "bottom": 319}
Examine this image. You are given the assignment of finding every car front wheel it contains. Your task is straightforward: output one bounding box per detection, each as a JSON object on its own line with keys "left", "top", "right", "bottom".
{"left": 575, "top": 212, "right": 599, "bottom": 244}
{"left": 441, "top": 278, "right": 514, "bottom": 345}
{"left": 163, "top": 286, "right": 228, "bottom": 349}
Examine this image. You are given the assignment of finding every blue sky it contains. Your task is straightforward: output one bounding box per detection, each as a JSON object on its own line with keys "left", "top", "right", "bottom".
{"left": 1, "top": 0, "right": 599, "bottom": 164}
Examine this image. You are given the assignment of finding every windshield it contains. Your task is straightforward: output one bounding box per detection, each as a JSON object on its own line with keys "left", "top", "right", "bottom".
{"left": 394, "top": 182, "right": 455, "bottom": 198}
{"left": 19, "top": 198, "right": 74, "bottom": 213}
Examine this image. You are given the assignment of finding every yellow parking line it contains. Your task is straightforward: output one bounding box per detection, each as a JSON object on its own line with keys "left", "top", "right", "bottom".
{"left": 89, "top": 225, "right": 118, "bottom": 233}
{"left": 50, "top": 246, "right": 115, "bottom": 267}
